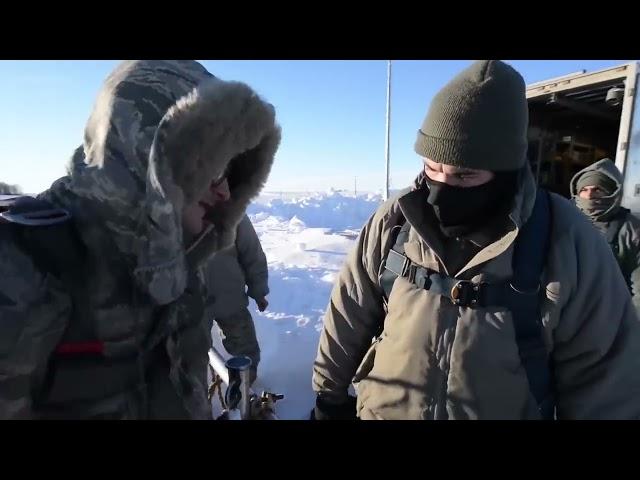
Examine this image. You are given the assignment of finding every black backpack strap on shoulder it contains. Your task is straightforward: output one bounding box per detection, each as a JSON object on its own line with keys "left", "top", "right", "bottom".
{"left": 3, "top": 196, "right": 85, "bottom": 283}
{"left": 10, "top": 198, "right": 92, "bottom": 344}
{"left": 509, "top": 188, "right": 554, "bottom": 419}
{"left": 380, "top": 216, "right": 410, "bottom": 301}
{"left": 1, "top": 196, "right": 93, "bottom": 408}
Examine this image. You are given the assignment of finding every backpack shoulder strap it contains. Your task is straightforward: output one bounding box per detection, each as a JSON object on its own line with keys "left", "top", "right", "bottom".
{"left": 1, "top": 196, "right": 95, "bottom": 347}
{"left": 380, "top": 215, "right": 410, "bottom": 301}
{"left": 509, "top": 188, "right": 554, "bottom": 419}
{"left": 1, "top": 196, "right": 84, "bottom": 281}
{"left": 511, "top": 188, "right": 551, "bottom": 293}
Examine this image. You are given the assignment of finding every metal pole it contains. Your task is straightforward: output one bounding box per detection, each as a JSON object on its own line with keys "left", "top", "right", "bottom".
{"left": 384, "top": 60, "right": 392, "bottom": 201}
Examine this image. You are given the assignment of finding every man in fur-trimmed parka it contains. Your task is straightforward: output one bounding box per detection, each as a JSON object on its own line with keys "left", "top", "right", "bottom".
{"left": 0, "top": 60, "right": 281, "bottom": 419}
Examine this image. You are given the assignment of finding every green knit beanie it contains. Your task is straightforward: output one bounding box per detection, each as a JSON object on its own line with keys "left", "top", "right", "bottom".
{"left": 575, "top": 171, "right": 617, "bottom": 196}
{"left": 415, "top": 60, "right": 528, "bottom": 171}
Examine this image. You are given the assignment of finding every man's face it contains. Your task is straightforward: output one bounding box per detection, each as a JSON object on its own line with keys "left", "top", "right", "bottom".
{"left": 182, "top": 176, "right": 231, "bottom": 236}
{"left": 578, "top": 185, "right": 606, "bottom": 200}
{"left": 424, "top": 158, "right": 494, "bottom": 187}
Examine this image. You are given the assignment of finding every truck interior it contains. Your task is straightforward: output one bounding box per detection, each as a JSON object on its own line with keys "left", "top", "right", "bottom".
{"left": 526, "top": 67, "right": 629, "bottom": 198}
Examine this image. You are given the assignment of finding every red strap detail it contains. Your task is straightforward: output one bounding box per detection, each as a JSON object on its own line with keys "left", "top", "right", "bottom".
{"left": 55, "top": 342, "right": 104, "bottom": 355}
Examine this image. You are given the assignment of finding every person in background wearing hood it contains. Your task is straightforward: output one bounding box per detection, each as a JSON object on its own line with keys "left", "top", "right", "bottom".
{"left": 311, "top": 60, "right": 640, "bottom": 420}
{"left": 0, "top": 60, "right": 280, "bottom": 419}
{"left": 204, "top": 214, "right": 269, "bottom": 384}
{"left": 571, "top": 158, "right": 640, "bottom": 310}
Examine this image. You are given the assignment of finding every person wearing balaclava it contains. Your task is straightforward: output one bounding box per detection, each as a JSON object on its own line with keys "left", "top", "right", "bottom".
{"left": 311, "top": 60, "right": 640, "bottom": 420}
{"left": 571, "top": 158, "right": 640, "bottom": 310}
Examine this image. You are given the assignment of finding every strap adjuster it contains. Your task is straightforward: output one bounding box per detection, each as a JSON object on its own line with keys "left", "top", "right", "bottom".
{"left": 406, "top": 264, "right": 418, "bottom": 283}
{"left": 385, "top": 249, "right": 410, "bottom": 277}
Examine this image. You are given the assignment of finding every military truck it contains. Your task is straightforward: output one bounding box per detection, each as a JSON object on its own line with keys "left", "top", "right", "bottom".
{"left": 526, "top": 62, "right": 640, "bottom": 212}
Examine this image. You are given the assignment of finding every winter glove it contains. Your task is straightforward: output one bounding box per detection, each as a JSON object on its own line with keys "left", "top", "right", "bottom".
{"left": 309, "top": 395, "right": 358, "bottom": 420}
{"left": 256, "top": 297, "right": 269, "bottom": 312}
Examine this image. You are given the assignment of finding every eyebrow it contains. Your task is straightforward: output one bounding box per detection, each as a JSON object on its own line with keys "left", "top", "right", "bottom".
{"left": 425, "top": 162, "right": 478, "bottom": 175}
{"left": 449, "top": 168, "right": 478, "bottom": 175}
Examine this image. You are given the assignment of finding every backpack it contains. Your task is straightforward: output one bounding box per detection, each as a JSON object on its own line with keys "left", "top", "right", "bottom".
{"left": 0, "top": 196, "right": 145, "bottom": 417}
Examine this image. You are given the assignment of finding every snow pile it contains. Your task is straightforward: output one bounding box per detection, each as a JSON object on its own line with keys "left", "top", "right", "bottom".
{"left": 247, "top": 191, "right": 383, "bottom": 232}
{"left": 211, "top": 192, "right": 383, "bottom": 419}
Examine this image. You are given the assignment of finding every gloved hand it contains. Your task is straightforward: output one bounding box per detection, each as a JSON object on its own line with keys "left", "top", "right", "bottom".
{"left": 256, "top": 297, "right": 269, "bottom": 312}
{"left": 309, "top": 395, "right": 358, "bottom": 420}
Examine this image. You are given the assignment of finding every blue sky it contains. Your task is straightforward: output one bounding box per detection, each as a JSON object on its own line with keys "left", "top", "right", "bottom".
{"left": 0, "top": 59, "right": 631, "bottom": 194}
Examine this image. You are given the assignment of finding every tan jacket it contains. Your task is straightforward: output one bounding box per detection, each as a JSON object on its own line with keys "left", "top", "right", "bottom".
{"left": 313, "top": 167, "right": 640, "bottom": 419}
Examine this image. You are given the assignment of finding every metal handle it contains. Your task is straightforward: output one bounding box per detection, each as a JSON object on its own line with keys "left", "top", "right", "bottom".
{"left": 208, "top": 347, "right": 283, "bottom": 420}
{"left": 225, "top": 356, "right": 252, "bottom": 420}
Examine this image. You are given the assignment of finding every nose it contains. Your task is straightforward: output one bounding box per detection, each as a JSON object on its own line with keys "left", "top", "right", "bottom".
{"left": 210, "top": 177, "right": 231, "bottom": 203}
{"left": 441, "top": 174, "right": 463, "bottom": 187}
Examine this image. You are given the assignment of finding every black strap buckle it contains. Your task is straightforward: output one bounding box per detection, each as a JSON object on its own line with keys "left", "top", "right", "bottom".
{"left": 450, "top": 280, "right": 481, "bottom": 307}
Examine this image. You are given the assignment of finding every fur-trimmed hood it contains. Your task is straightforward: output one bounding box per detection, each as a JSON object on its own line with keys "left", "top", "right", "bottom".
{"left": 44, "top": 60, "right": 280, "bottom": 305}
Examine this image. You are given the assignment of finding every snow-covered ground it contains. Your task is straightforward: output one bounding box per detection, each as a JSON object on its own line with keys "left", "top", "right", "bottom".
{"left": 210, "top": 190, "right": 382, "bottom": 419}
